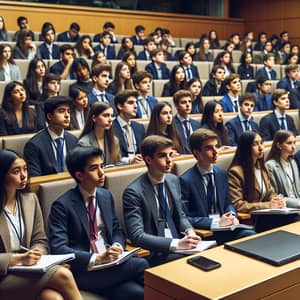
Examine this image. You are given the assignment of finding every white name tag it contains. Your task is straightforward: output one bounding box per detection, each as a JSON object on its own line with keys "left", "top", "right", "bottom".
{"left": 95, "top": 236, "right": 107, "bottom": 253}
{"left": 209, "top": 214, "right": 220, "bottom": 222}
{"left": 164, "top": 228, "right": 173, "bottom": 238}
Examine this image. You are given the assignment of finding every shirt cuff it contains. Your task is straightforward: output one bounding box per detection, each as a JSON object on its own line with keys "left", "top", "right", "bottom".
{"left": 210, "top": 218, "right": 220, "bottom": 230}
{"left": 88, "top": 253, "right": 97, "bottom": 266}
{"left": 169, "top": 239, "right": 179, "bottom": 252}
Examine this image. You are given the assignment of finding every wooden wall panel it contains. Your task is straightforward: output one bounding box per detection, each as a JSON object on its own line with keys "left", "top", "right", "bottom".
{"left": 0, "top": 1, "right": 244, "bottom": 40}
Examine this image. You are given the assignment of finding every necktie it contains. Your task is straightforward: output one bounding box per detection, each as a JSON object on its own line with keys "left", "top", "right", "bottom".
{"left": 206, "top": 173, "right": 216, "bottom": 214}
{"left": 182, "top": 119, "right": 190, "bottom": 138}
{"left": 280, "top": 117, "right": 286, "bottom": 130}
{"left": 55, "top": 137, "right": 64, "bottom": 172}
{"left": 124, "top": 124, "right": 135, "bottom": 153}
{"left": 187, "top": 67, "right": 193, "bottom": 80}
{"left": 157, "top": 183, "right": 179, "bottom": 238}
{"left": 243, "top": 119, "right": 249, "bottom": 131}
{"left": 88, "top": 195, "right": 98, "bottom": 253}
{"left": 98, "top": 93, "right": 105, "bottom": 102}
{"left": 233, "top": 100, "right": 238, "bottom": 112}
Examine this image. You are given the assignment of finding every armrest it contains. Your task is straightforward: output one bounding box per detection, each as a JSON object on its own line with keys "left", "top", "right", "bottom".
{"left": 125, "top": 242, "right": 150, "bottom": 258}
{"left": 238, "top": 212, "right": 251, "bottom": 220}
{"left": 194, "top": 229, "right": 214, "bottom": 238}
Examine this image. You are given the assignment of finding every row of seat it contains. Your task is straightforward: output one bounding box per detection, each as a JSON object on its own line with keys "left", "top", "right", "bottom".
{"left": 1, "top": 109, "right": 299, "bottom": 157}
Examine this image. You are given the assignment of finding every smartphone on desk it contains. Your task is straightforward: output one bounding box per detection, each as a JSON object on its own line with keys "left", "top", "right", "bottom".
{"left": 187, "top": 255, "right": 221, "bottom": 271}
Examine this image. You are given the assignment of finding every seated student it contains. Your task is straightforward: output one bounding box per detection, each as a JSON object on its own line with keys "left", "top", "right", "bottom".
{"left": 220, "top": 73, "right": 242, "bottom": 113}
{"left": 178, "top": 50, "right": 200, "bottom": 81}
{"left": 254, "top": 32, "right": 267, "bottom": 51}
{"left": 252, "top": 76, "right": 273, "bottom": 111}
{"left": 88, "top": 64, "right": 115, "bottom": 110}
{"left": 38, "top": 22, "right": 60, "bottom": 60}
{"left": 0, "top": 16, "right": 10, "bottom": 41}
{"left": 93, "top": 31, "right": 116, "bottom": 60}
{"left": 159, "top": 39, "right": 175, "bottom": 61}
{"left": 123, "top": 135, "right": 201, "bottom": 266}
{"left": 276, "top": 41, "right": 291, "bottom": 65}
{"left": 137, "top": 37, "right": 156, "bottom": 61}
{"left": 188, "top": 78, "right": 204, "bottom": 114}
{"left": 226, "top": 93, "right": 259, "bottom": 146}
{"left": 237, "top": 52, "right": 254, "bottom": 80}
{"left": 94, "top": 21, "right": 118, "bottom": 44}
{"left": 78, "top": 102, "right": 121, "bottom": 166}
{"left": 50, "top": 44, "right": 77, "bottom": 80}
{"left": 132, "top": 71, "right": 158, "bottom": 118}
{"left": 48, "top": 146, "right": 147, "bottom": 300}
{"left": 113, "top": 90, "right": 145, "bottom": 164}
{"left": 180, "top": 129, "right": 255, "bottom": 244}
{"left": 0, "top": 81, "right": 40, "bottom": 136}
{"left": 202, "top": 65, "right": 226, "bottom": 97}
{"left": 131, "top": 25, "right": 146, "bottom": 46}
{"left": 260, "top": 89, "right": 298, "bottom": 141}
{"left": 117, "top": 37, "right": 136, "bottom": 60}
{"left": 13, "top": 29, "right": 37, "bottom": 60}
{"left": 12, "top": 16, "right": 34, "bottom": 42}
{"left": 57, "top": 22, "right": 80, "bottom": 42}
{"left": 194, "top": 37, "right": 213, "bottom": 62}
{"left": 0, "top": 149, "right": 83, "bottom": 300}
{"left": 161, "top": 65, "right": 188, "bottom": 97}
{"left": 69, "top": 57, "right": 93, "bottom": 94}
{"left": 228, "top": 131, "right": 298, "bottom": 232}
{"left": 266, "top": 130, "right": 300, "bottom": 208}
{"left": 74, "top": 35, "right": 95, "bottom": 60}
{"left": 122, "top": 51, "right": 137, "bottom": 76}
{"left": 38, "top": 72, "right": 61, "bottom": 103}
{"left": 277, "top": 64, "right": 300, "bottom": 92}
{"left": 24, "top": 96, "right": 78, "bottom": 177}
{"left": 161, "top": 28, "right": 176, "bottom": 48}
{"left": 173, "top": 90, "right": 201, "bottom": 154}
{"left": 289, "top": 82, "right": 300, "bottom": 109}
{"left": 213, "top": 51, "right": 235, "bottom": 77}
{"left": 256, "top": 53, "right": 277, "bottom": 80}
{"left": 69, "top": 87, "right": 89, "bottom": 130}
{"left": 0, "top": 44, "right": 21, "bottom": 81}
{"left": 145, "top": 48, "right": 170, "bottom": 80}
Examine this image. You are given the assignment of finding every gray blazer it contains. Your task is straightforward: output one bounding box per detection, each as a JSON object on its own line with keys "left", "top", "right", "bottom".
{"left": 266, "top": 159, "right": 300, "bottom": 208}
{"left": 123, "top": 173, "right": 192, "bottom": 253}
{"left": 78, "top": 132, "right": 121, "bottom": 166}
{"left": 0, "top": 63, "right": 21, "bottom": 81}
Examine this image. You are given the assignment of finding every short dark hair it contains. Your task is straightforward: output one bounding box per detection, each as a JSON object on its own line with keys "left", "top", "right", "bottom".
{"left": 44, "top": 96, "right": 72, "bottom": 121}
{"left": 73, "top": 57, "right": 91, "bottom": 73}
{"left": 66, "top": 146, "right": 103, "bottom": 182}
{"left": 239, "top": 93, "right": 256, "bottom": 105}
{"left": 272, "top": 88, "right": 289, "bottom": 103}
{"left": 43, "top": 73, "right": 61, "bottom": 87}
{"left": 263, "top": 53, "right": 275, "bottom": 62}
{"left": 150, "top": 48, "right": 164, "bottom": 59}
{"left": 285, "top": 63, "right": 299, "bottom": 75}
{"left": 141, "top": 135, "right": 173, "bottom": 160}
{"left": 114, "top": 90, "right": 138, "bottom": 113}
{"left": 132, "top": 71, "right": 153, "bottom": 86}
{"left": 60, "top": 44, "right": 74, "bottom": 54}
{"left": 256, "top": 76, "right": 270, "bottom": 86}
{"left": 189, "top": 128, "right": 218, "bottom": 153}
{"left": 103, "top": 22, "right": 115, "bottom": 30}
{"left": 211, "top": 65, "right": 225, "bottom": 74}
{"left": 173, "top": 90, "right": 192, "bottom": 106}
{"left": 70, "top": 22, "right": 80, "bottom": 32}
{"left": 135, "top": 25, "right": 145, "bottom": 34}
{"left": 92, "top": 63, "right": 111, "bottom": 77}
{"left": 17, "top": 16, "right": 27, "bottom": 27}
{"left": 223, "top": 73, "right": 240, "bottom": 90}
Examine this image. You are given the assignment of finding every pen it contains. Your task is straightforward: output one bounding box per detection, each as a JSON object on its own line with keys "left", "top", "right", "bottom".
{"left": 20, "top": 245, "right": 30, "bottom": 252}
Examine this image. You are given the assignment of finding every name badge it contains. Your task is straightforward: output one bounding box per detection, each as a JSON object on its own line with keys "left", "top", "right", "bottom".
{"left": 164, "top": 228, "right": 172, "bottom": 238}
{"left": 95, "top": 234, "right": 107, "bottom": 253}
{"left": 209, "top": 214, "right": 220, "bottom": 222}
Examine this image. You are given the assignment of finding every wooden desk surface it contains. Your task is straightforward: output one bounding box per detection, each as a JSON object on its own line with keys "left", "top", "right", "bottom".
{"left": 145, "top": 222, "right": 300, "bottom": 300}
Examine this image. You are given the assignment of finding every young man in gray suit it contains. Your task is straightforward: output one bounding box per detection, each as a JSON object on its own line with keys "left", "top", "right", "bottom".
{"left": 123, "top": 135, "right": 201, "bottom": 266}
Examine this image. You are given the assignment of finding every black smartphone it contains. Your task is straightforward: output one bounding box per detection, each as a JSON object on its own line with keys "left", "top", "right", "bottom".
{"left": 187, "top": 255, "right": 221, "bottom": 271}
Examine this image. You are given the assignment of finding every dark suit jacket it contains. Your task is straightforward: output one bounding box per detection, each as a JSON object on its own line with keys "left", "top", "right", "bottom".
{"left": 50, "top": 61, "right": 77, "bottom": 80}
{"left": 87, "top": 90, "right": 116, "bottom": 114}
{"left": 181, "top": 64, "right": 199, "bottom": 80}
{"left": 174, "top": 115, "right": 201, "bottom": 154}
{"left": 130, "top": 36, "right": 143, "bottom": 46}
{"left": 225, "top": 116, "right": 259, "bottom": 146}
{"left": 202, "top": 79, "right": 226, "bottom": 96}
{"left": 220, "top": 94, "right": 240, "bottom": 112}
{"left": 180, "top": 165, "right": 236, "bottom": 229}
{"left": 237, "top": 65, "right": 254, "bottom": 80}
{"left": 256, "top": 67, "right": 277, "bottom": 80}
{"left": 145, "top": 62, "right": 170, "bottom": 80}
{"left": 57, "top": 31, "right": 80, "bottom": 42}
{"left": 93, "top": 44, "right": 116, "bottom": 60}
{"left": 123, "top": 173, "right": 192, "bottom": 253}
{"left": 38, "top": 43, "right": 60, "bottom": 60}
{"left": 24, "top": 129, "right": 78, "bottom": 177}
{"left": 253, "top": 91, "right": 273, "bottom": 111}
{"left": 137, "top": 50, "right": 150, "bottom": 61}
{"left": 135, "top": 96, "right": 157, "bottom": 118}
{"left": 277, "top": 77, "right": 299, "bottom": 92}
{"left": 289, "top": 87, "right": 300, "bottom": 109}
{"left": 260, "top": 111, "right": 298, "bottom": 141}
{"left": 113, "top": 119, "right": 145, "bottom": 157}
{"left": 49, "top": 186, "right": 125, "bottom": 274}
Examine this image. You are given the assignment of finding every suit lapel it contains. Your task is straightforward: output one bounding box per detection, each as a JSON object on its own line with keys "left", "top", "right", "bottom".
{"left": 96, "top": 189, "right": 112, "bottom": 240}
{"left": 193, "top": 166, "right": 209, "bottom": 213}
{"left": 20, "top": 194, "right": 34, "bottom": 247}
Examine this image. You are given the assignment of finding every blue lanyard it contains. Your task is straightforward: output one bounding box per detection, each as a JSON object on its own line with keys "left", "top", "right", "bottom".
{"left": 4, "top": 196, "right": 23, "bottom": 246}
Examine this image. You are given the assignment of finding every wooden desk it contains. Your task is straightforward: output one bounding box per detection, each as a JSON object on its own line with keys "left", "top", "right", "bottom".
{"left": 145, "top": 222, "right": 300, "bottom": 300}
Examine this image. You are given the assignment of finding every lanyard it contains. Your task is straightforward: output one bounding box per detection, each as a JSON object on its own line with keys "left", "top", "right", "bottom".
{"left": 4, "top": 196, "right": 23, "bottom": 246}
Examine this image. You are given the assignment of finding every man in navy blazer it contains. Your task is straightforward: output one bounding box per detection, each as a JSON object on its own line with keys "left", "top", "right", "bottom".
{"left": 260, "top": 89, "right": 298, "bottom": 141}
{"left": 256, "top": 53, "right": 277, "bottom": 80}
{"left": 113, "top": 90, "right": 145, "bottom": 164}
{"left": 145, "top": 49, "right": 170, "bottom": 80}
{"left": 180, "top": 128, "right": 255, "bottom": 244}
{"left": 49, "top": 146, "right": 147, "bottom": 300}
{"left": 178, "top": 51, "right": 200, "bottom": 81}
{"left": 277, "top": 64, "right": 300, "bottom": 92}
{"left": 88, "top": 64, "right": 116, "bottom": 113}
{"left": 57, "top": 22, "right": 80, "bottom": 42}
{"left": 132, "top": 71, "right": 158, "bottom": 118}
{"left": 123, "top": 135, "right": 201, "bottom": 266}
{"left": 38, "top": 24, "right": 60, "bottom": 59}
{"left": 220, "top": 73, "right": 242, "bottom": 112}
{"left": 226, "top": 93, "right": 259, "bottom": 146}
{"left": 130, "top": 25, "right": 145, "bottom": 46}
{"left": 137, "top": 37, "right": 156, "bottom": 61}
{"left": 173, "top": 90, "right": 201, "bottom": 154}
{"left": 93, "top": 31, "right": 116, "bottom": 60}
{"left": 24, "top": 96, "right": 78, "bottom": 177}
{"left": 253, "top": 76, "right": 274, "bottom": 111}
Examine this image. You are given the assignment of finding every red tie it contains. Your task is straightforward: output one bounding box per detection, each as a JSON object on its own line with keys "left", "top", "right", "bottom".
{"left": 88, "top": 195, "right": 98, "bottom": 253}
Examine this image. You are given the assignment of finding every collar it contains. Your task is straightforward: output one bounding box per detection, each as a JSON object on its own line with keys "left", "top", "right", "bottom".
{"left": 274, "top": 108, "right": 285, "bottom": 118}
{"left": 176, "top": 114, "right": 189, "bottom": 122}
{"left": 78, "top": 185, "right": 96, "bottom": 207}
{"left": 154, "top": 62, "right": 161, "bottom": 69}
{"left": 47, "top": 127, "right": 64, "bottom": 140}
{"left": 117, "top": 115, "right": 131, "bottom": 127}
{"left": 196, "top": 164, "right": 213, "bottom": 176}
{"left": 147, "top": 172, "right": 165, "bottom": 186}
{"left": 238, "top": 114, "right": 250, "bottom": 122}
{"left": 92, "top": 88, "right": 105, "bottom": 96}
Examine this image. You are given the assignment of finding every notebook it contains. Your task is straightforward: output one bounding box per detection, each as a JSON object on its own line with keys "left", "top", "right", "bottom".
{"left": 224, "top": 230, "right": 300, "bottom": 266}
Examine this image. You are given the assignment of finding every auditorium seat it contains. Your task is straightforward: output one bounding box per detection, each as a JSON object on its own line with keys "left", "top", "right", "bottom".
{"left": 60, "top": 79, "right": 77, "bottom": 96}
{"left": 15, "top": 59, "right": 30, "bottom": 80}
{"left": 152, "top": 79, "right": 169, "bottom": 97}
{"left": 2, "top": 133, "right": 34, "bottom": 154}
{"left": 194, "top": 61, "right": 212, "bottom": 80}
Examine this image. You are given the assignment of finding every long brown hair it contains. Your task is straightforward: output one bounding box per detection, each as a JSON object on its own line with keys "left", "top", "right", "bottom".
{"left": 79, "top": 102, "right": 120, "bottom": 164}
